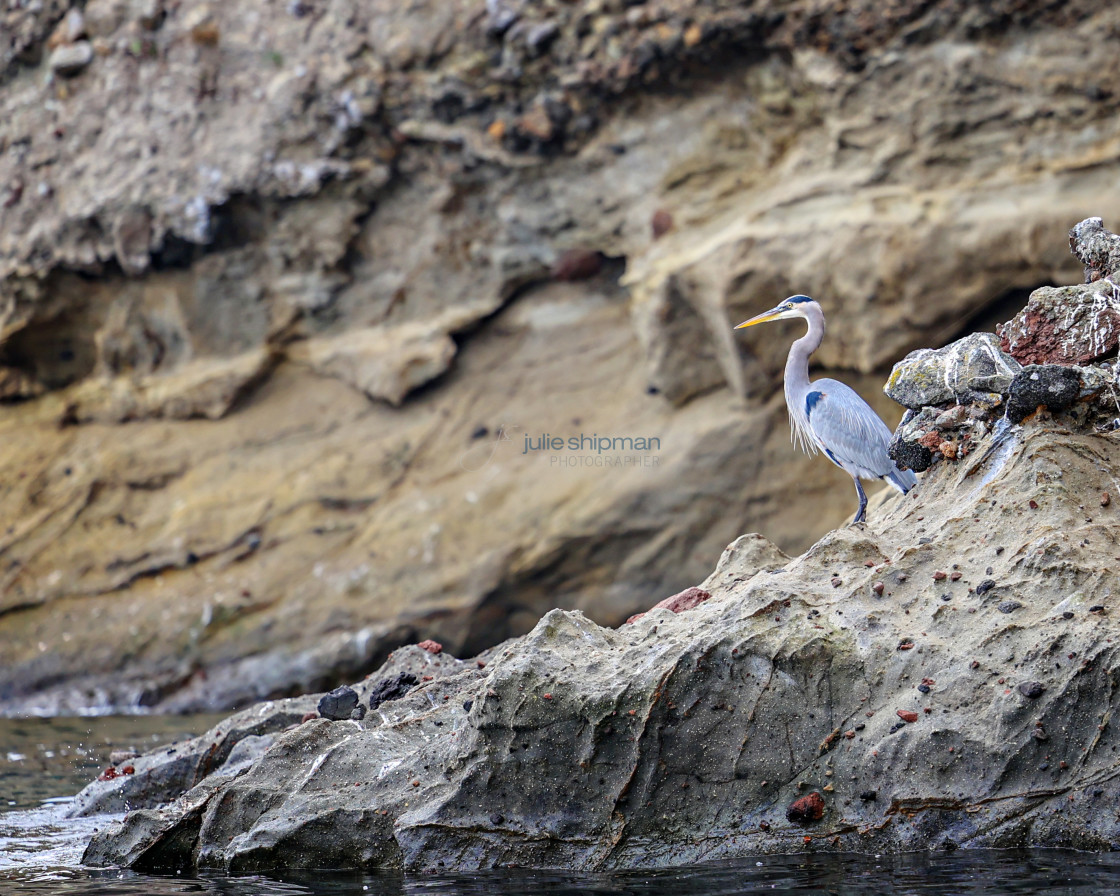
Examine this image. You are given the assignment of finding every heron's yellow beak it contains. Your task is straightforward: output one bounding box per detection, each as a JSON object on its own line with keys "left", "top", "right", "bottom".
{"left": 734, "top": 308, "right": 782, "bottom": 329}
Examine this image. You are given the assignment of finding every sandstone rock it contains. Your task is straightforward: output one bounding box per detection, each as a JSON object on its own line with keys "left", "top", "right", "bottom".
{"left": 998, "top": 281, "right": 1120, "bottom": 366}
{"left": 2, "top": 0, "right": 1120, "bottom": 718}
{"left": 884, "top": 333, "right": 1021, "bottom": 410}
{"left": 47, "top": 40, "right": 93, "bottom": 76}
{"left": 82, "top": 423, "right": 1120, "bottom": 871}
{"left": 62, "top": 348, "right": 275, "bottom": 423}
{"left": 286, "top": 323, "right": 457, "bottom": 407}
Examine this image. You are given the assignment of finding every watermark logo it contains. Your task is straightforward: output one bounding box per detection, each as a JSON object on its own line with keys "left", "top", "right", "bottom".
{"left": 522, "top": 432, "right": 661, "bottom": 468}
{"left": 460, "top": 425, "right": 661, "bottom": 472}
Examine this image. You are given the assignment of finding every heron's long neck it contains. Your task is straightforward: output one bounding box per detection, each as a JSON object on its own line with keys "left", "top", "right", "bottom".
{"left": 784, "top": 305, "right": 824, "bottom": 408}
{"left": 783, "top": 305, "right": 824, "bottom": 453}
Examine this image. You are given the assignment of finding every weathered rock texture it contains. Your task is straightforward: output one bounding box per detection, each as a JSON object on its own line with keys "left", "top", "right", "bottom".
{"left": 83, "top": 414, "right": 1120, "bottom": 871}
{"left": 889, "top": 236, "right": 1120, "bottom": 474}
{"left": 3, "top": 1, "right": 1120, "bottom": 713}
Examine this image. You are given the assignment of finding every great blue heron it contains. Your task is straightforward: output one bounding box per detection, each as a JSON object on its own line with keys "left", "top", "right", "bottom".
{"left": 735, "top": 295, "right": 917, "bottom": 523}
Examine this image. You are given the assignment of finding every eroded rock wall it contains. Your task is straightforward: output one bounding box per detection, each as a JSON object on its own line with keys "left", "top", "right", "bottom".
{"left": 2, "top": 1, "right": 1119, "bottom": 712}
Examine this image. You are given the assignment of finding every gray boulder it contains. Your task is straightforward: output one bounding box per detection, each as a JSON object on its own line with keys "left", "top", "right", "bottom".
{"left": 67, "top": 695, "right": 316, "bottom": 818}
{"left": 884, "top": 333, "right": 1021, "bottom": 410}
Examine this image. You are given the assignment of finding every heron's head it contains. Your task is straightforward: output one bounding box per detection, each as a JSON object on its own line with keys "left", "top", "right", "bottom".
{"left": 734, "top": 295, "right": 816, "bottom": 330}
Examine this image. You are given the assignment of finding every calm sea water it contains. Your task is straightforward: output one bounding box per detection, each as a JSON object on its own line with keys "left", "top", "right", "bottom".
{"left": 3, "top": 715, "right": 1120, "bottom": 895}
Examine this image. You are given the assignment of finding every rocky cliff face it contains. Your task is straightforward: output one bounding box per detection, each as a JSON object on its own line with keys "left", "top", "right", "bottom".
{"left": 2, "top": 1, "right": 1120, "bottom": 714}
{"left": 81, "top": 402, "right": 1120, "bottom": 871}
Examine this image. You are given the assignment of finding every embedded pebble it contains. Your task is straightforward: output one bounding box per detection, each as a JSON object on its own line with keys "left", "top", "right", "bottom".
{"left": 786, "top": 792, "right": 824, "bottom": 824}
{"left": 318, "top": 686, "right": 359, "bottom": 721}
{"left": 1018, "top": 681, "right": 1045, "bottom": 699}
{"left": 49, "top": 41, "right": 94, "bottom": 76}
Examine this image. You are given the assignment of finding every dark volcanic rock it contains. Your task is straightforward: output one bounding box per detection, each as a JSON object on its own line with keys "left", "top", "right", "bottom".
{"left": 1006, "top": 365, "right": 1082, "bottom": 424}
{"left": 366, "top": 672, "right": 419, "bottom": 712}
{"left": 889, "top": 429, "right": 934, "bottom": 474}
{"left": 317, "top": 686, "right": 359, "bottom": 721}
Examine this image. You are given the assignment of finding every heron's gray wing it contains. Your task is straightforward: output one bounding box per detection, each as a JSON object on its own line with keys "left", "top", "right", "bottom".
{"left": 803, "top": 378, "right": 896, "bottom": 480}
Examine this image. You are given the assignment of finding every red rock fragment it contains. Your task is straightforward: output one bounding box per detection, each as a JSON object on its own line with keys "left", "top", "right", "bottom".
{"left": 417, "top": 639, "right": 442, "bottom": 654}
{"left": 933, "top": 571, "right": 947, "bottom": 581}
{"left": 551, "top": 249, "right": 603, "bottom": 282}
{"left": 831, "top": 576, "right": 842, "bottom": 588}
{"left": 897, "top": 710, "right": 919, "bottom": 723}
{"left": 301, "top": 711, "right": 318, "bottom": 723}
{"left": 624, "top": 586, "right": 711, "bottom": 624}
{"left": 786, "top": 792, "right": 825, "bottom": 825}
{"left": 898, "top": 639, "right": 915, "bottom": 650}
{"left": 950, "top": 572, "right": 962, "bottom": 581}
{"left": 543, "top": 693, "right": 553, "bottom": 700}
{"left": 98, "top": 767, "right": 119, "bottom": 781}
{"left": 121, "top": 765, "right": 135, "bottom": 775}
{"left": 651, "top": 209, "right": 673, "bottom": 239}
{"left": 1102, "top": 492, "right": 1111, "bottom": 508}
{"left": 1029, "top": 500, "right": 1039, "bottom": 510}
{"left": 656, "top": 586, "right": 711, "bottom": 614}
{"left": 872, "top": 581, "right": 885, "bottom": 596}
{"left": 998, "top": 285, "right": 1120, "bottom": 365}
{"left": 918, "top": 432, "right": 942, "bottom": 450}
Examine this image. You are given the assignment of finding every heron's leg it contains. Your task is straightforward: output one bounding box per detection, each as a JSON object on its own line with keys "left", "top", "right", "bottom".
{"left": 852, "top": 477, "right": 868, "bottom": 524}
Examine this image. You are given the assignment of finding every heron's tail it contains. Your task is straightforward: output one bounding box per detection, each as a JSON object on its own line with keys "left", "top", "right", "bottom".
{"left": 886, "top": 466, "right": 918, "bottom": 494}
